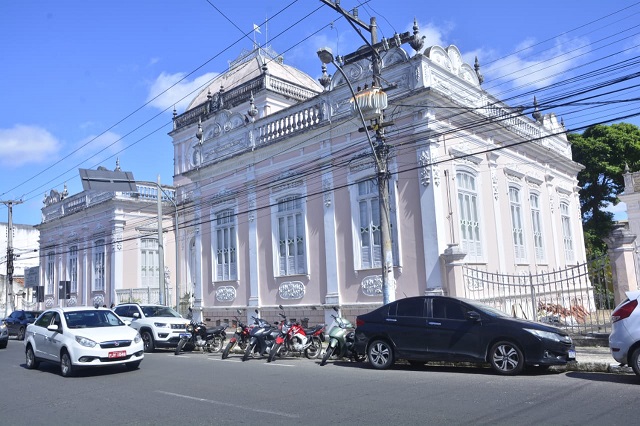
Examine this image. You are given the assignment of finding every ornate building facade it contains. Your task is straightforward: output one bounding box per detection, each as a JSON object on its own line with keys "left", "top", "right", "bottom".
{"left": 170, "top": 41, "right": 586, "bottom": 325}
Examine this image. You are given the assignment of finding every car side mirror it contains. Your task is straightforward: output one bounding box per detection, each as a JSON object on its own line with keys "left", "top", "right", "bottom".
{"left": 133, "top": 313, "right": 140, "bottom": 319}
{"left": 47, "top": 324, "right": 60, "bottom": 332}
{"left": 466, "top": 311, "right": 481, "bottom": 322}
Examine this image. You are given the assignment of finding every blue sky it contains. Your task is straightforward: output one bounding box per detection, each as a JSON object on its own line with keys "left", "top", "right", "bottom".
{"left": 1, "top": 0, "right": 639, "bottom": 227}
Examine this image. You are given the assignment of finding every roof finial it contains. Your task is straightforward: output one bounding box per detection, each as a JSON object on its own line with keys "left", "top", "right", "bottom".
{"left": 409, "top": 18, "right": 425, "bottom": 53}
{"left": 114, "top": 157, "right": 121, "bottom": 171}
{"left": 474, "top": 57, "right": 484, "bottom": 85}
{"left": 318, "top": 63, "right": 331, "bottom": 90}
{"left": 532, "top": 96, "right": 542, "bottom": 122}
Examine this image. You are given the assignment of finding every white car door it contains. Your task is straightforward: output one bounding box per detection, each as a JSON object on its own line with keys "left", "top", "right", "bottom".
{"left": 40, "top": 312, "right": 64, "bottom": 362}
{"left": 30, "top": 311, "right": 56, "bottom": 360}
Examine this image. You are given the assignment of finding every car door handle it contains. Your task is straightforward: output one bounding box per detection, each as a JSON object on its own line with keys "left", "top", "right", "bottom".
{"left": 386, "top": 318, "right": 397, "bottom": 322}
{"left": 428, "top": 322, "right": 441, "bottom": 326}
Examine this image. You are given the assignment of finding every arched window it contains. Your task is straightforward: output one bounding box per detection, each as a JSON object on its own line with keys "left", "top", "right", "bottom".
{"left": 140, "top": 238, "right": 158, "bottom": 287}
{"left": 68, "top": 246, "right": 78, "bottom": 293}
{"left": 93, "top": 240, "right": 105, "bottom": 291}
{"left": 214, "top": 209, "right": 237, "bottom": 281}
{"left": 276, "top": 195, "right": 306, "bottom": 276}
{"left": 529, "top": 193, "right": 545, "bottom": 262}
{"left": 509, "top": 186, "right": 526, "bottom": 262}
{"left": 357, "top": 178, "right": 381, "bottom": 269}
{"left": 560, "top": 201, "right": 574, "bottom": 263}
{"left": 456, "top": 171, "right": 482, "bottom": 259}
{"left": 46, "top": 250, "right": 55, "bottom": 295}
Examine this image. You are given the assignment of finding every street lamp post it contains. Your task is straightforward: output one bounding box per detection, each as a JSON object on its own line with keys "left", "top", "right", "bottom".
{"left": 317, "top": 47, "right": 395, "bottom": 305}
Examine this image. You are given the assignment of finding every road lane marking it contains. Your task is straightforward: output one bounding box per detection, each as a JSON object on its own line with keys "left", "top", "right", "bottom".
{"left": 156, "top": 391, "right": 299, "bottom": 418}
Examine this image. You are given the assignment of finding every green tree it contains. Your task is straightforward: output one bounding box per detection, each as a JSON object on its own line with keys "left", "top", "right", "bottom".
{"left": 569, "top": 123, "right": 640, "bottom": 256}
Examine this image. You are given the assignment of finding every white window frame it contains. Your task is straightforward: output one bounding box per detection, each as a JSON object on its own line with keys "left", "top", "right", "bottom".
{"left": 456, "top": 169, "right": 483, "bottom": 261}
{"left": 355, "top": 178, "right": 382, "bottom": 270}
{"left": 509, "top": 186, "right": 526, "bottom": 263}
{"left": 46, "top": 250, "right": 55, "bottom": 295}
{"left": 272, "top": 194, "right": 307, "bottom": 277}
{"left": 529, "top": 192, "right": 545, "bottom": 262}
{"left": 560, "top": 200, "right": 575, "bottom": 263}
{"left": 140, "top": 237, "right": 159, "bottom": 288}
{"left": 93, "top": 239, "right": 105, "bottom": 292}
{"left": 213, "top": 208, "right": 237, "bottom": 282}
{"left": 68, "top": 245, "right": 78, "bottom": 293}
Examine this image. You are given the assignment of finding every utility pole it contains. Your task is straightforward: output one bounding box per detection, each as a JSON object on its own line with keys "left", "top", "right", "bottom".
{"left": 2, "top": 199, "right": 23, "bottom": 317}
{"left": 157, "top": 176, "right": 166, "bottom": 306}
{"left": 320, "top": 1, "right": 424, "bottom": 304}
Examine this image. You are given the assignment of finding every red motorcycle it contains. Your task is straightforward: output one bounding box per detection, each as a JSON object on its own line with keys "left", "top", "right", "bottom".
{"left": 268, "top": 305, "right": 324, "bottom": 362}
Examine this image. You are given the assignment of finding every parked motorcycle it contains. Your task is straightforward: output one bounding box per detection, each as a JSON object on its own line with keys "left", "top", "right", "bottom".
{"left": 175, "top": 316, "right": 228, "bottom": 355}
{"left": 268, "top": 305, "right": 324, "bottom": 362}
{"left": 320, "top": 307, "right": 364, "bottom": 366}
{"left": 242, "top": 311, "right": 277, "bottom": 361}
{"left": 221, "top": 311, "right": 252, "bottom": 359}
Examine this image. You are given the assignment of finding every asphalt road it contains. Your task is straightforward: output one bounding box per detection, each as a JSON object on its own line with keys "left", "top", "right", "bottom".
{"left": 0, "top": 337, "right": 638, "bottom": 426}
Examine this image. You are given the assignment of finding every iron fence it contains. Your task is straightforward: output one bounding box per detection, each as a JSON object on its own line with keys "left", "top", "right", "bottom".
{"left": 462, "top": 255, "right": 613, "bottom": 335}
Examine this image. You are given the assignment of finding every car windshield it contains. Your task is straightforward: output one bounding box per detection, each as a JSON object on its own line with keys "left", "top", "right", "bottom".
{"left": 64, "top": 310, "right": 125, "bottom": 328}
{"left": 460, "top": 299, "right": 510, "bottom": 318}
{"left": 142, "top": 306, "right": 181, "bottom": 318}
{"left": 25, "top": 312, "right": 38, "bottom": 320}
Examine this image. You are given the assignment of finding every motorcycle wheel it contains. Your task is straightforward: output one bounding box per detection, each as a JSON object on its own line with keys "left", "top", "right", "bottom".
{"left": 320, "top": 345, "right": 334, "bottom": 366}
{"left": 221, "top": 341, "right": 235, "bottom": 359}
{"left": 267, "top": 343, "right": 281, "bottom": 363}
{"left": 242, "top": 343, "right": 256, "bottom": 361}
{"left": 174, "top": 338, "right": 186, "bottom": 355}
{"left": 211, "top": 336, "right": 225, "bottom": 353}
{"left": 304, "top": 337, "right": 322, "bottom": 359}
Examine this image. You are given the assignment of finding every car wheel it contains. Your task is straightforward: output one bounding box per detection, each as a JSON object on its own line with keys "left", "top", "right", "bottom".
{"left": 368, "top": 340, "right": 394, "bottom": 370}
{"left": 489, "top": 341, "right": 524, "bottom": 375}
{"left": 18, "top": 326, "right": 26, "bottom": 341}
{"left": 125, "top": 361, "right": 141, "bottom": 370}
{"left": 60, "top": 350, "right": 74, "bottom": 377}
{"left": 630, "top": 347, "right": 640, "bottom": 376}
{"left": 25, "top": 345, "right": 39, "bottom": 369}
{"left": 141, "top": 331, "right": 155, "bottom": 353}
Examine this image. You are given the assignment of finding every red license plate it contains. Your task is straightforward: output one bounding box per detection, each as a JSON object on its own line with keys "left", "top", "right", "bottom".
{"left": 108, "top": 350, "right": 127, "bottom": 359}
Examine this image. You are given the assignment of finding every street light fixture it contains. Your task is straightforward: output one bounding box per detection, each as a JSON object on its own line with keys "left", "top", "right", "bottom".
{"left": 317, "top": 46, "right": 395, "bottom": 305}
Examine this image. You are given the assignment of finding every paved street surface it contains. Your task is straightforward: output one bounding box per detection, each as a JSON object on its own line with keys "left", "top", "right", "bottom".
{"left": 0, "top": 337, "right": 637, "bottom": 426}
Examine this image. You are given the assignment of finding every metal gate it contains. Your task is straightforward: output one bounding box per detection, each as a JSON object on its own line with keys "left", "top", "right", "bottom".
{"left": 462, "top": 255, "right": 614, "bottom": 335}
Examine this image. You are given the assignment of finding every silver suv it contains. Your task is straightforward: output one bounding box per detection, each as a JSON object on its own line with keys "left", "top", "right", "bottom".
{"left": 114, "top": 304, "right": 189, "bottom": 352}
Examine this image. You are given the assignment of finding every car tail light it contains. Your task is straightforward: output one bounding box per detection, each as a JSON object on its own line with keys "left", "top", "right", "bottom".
{"left": 612, "top": 299, "right": 638, "bottom": 322}
{"left": 356, "top": 318, "right": 364, "bottom": 327}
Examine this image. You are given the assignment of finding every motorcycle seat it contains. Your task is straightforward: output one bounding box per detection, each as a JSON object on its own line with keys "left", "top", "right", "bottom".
{"left": 304, "top": 324, "right": 324, "bottom": 335}
{"left": 207, "top": 325, "right": 226, "bottom": 334}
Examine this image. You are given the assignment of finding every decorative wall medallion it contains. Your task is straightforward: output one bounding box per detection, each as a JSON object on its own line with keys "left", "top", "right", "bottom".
{"left": 362, "top": 275, "right": 383, "bottom": 296}
{"left": 215, "top": 286, "right": 236, "bottom": 302}
{"left": 45, "top": 297, "right": 54, "bottom": 308}
{"left": 93, "top": 294, "right": 104, "bottom": 307}
{"left": 67, "top": 296, "right": 77, "bottom": 307}
{"left": 278, "top": 281, "right": 305, "bottom": 299}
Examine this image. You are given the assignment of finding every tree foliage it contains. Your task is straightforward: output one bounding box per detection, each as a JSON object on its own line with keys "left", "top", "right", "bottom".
{"left": 569, "top": 123, "right": 640, "bottom": 255}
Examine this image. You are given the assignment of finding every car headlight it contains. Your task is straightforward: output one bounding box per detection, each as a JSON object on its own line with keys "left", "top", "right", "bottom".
{"left": 75, "top": 335, "right": 98, "bottom": 348}
{"left": 134, "top": 333, "right": 142, "bottom": 344}
{"left": 154, "top": 322, "right": 169, "bottom": 328}
{"left": 525, "top": 328, "right": 571, "bottom": 343}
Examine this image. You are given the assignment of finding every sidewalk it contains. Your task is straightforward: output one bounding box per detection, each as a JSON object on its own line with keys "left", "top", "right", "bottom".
{"left": 562, "top": 335, "right": 634, "bottom": 374}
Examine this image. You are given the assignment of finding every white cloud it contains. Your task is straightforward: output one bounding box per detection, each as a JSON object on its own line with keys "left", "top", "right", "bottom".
{"left": 485, "top": 35, "right": 591, "bottom": 91}
{"left": 146, "top": 71, "right": 219, "bottom": 112}
{"left": 605, "top": 201, "right": 628, "bottom": 221}
{"left": 72, "top": 131, "right": 125, "bottom": 164}
{"left": 0, "top": 124, "right": 61, "bottom": 168}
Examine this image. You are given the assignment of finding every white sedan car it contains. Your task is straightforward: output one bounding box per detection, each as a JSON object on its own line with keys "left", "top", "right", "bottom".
{"left": 24, "top": 306, "right": 144, "bottom": 377}
{"left": 610, "top": 290, "right": 640, "bottom": 375}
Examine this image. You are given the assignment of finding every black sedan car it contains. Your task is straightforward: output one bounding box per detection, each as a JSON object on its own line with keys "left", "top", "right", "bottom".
{"left": 3, "top": 310, "right": 42, "bottom": 340}
{"left": 354, "top": 296, "right": 575, "bottom": 375}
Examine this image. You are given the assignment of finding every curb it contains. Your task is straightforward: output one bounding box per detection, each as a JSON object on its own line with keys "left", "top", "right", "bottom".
{"left": 557, "top": 361, "right": 633, "bottom": 374}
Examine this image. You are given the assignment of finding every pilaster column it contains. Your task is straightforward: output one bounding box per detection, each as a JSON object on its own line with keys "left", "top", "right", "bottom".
{"left": 441, "top": 244, "right": 467, "bottom": 297}
{"left": 604, "top": 224, "right": 638, "bottom": 305}
{"left": 248, "top": 189, "right": 259, "bottom": 307}
{"left": 322, "top": 171, "right": 340, "bottom": 306}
